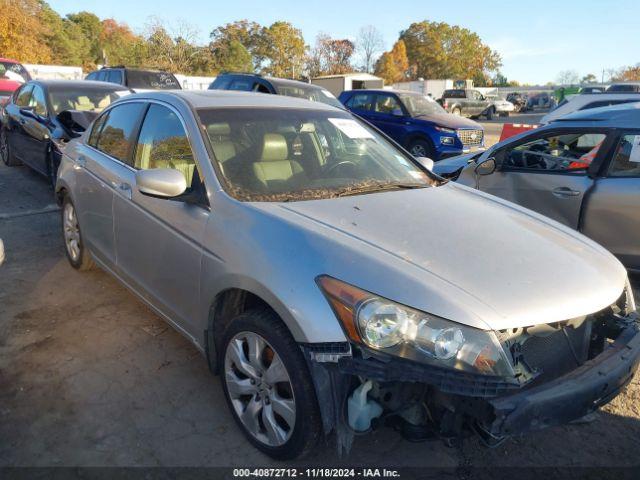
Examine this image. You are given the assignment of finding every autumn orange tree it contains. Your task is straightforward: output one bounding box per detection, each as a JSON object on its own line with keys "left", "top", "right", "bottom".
{"left": 0, "top": 0, "right": 52, "bottom": 63}
{"left": 374, "top": 40, "right": 409, "bottom": 84}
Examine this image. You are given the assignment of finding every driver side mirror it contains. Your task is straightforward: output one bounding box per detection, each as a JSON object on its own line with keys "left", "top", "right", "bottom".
{"left": 136, "top": 168, "right": 187, "bottom": 198}
{"left": 19, "top": 107, "right": 39, "bottom": 120}
{"left": 416, "top": 156, "right": 434, "bottom": 172}
{"left": 475, "top": 157, "right": 496, "bottom": 176}
{"left": 391, "top": 108, "right": 404, "bottom": 117}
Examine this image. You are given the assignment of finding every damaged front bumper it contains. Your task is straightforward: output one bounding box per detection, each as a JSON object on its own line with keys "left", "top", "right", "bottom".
{"left": 303, "top": 314, "right": 640, "bottom": 447}
{"left": 481, "top": 321, "right": 640, "bottom": 437}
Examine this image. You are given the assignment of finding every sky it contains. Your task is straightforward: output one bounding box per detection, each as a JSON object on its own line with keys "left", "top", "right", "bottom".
{"left": 48, "top": 0, "right": 639, "bottom": 85}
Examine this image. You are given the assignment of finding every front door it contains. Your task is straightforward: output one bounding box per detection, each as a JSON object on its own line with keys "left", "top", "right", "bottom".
{"left": 478, "top": 129, "right": 612, "bottom": 228}
{"left": 112, "top": 103, "right": 209, "bottom": 336}
{"left": 582, "top": 131, "right": 640, "bottom": 269}
{"left": 20, "top": 84, "right": 50, "bottom": 174}
{"left": 368, "top": 93, "right": 408, "bottom": 143}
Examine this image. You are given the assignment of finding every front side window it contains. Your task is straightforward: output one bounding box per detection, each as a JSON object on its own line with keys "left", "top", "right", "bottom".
{"left": 134, "top": 104, "right": 196, "bottom": 186}
{"left": 95, "top": 103, "right": 146, "bottom": 164}
{"left": 274, "top": 84, "right": 343, "bottom": 109}
{"left": 88, "top": 112, "right": 108, "bottom": 147}
{"left": 28, "top": 85, "right": 47, "bottom": 116}
{"left": 374, "top": 94, "right": 402, "bottom": 114}
{"left": 608, "top": 134, "right": 640, "bottom": 177}
{"left": 346, "top": 93, "right": 374, "bottom": 111}
{"left": 502, "top": 132, "right": 607, "bottom": 172}
{"left": 107, "top": 70, "right": 123, "bottom": 85}
{"left": 198, "top": 108, "right": 436, "bottom": 202}
{"left": 229, "top": 78, "right": 254, "bottom": 91}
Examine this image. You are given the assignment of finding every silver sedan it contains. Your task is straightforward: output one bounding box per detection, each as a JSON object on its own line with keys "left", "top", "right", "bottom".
{"left": 56, "top": 91, "right": 640, "bottom": 459}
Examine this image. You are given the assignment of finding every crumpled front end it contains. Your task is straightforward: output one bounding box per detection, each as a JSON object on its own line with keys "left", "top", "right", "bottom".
{"left": 303, "top": 288, "right": 640, "bottom": 450}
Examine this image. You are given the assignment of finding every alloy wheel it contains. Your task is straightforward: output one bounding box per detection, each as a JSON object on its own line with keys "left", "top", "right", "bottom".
{"left": 0, "top": 130, "right": 8, "bottom": 164}
{"left": 63, "top": 202, "right": 81, "bottom": 262}
{"left": 411, "top": 144, "right": 427, "bottom": 157}
{"left": 224, "top": 331, "right": 296, "bottom": 447}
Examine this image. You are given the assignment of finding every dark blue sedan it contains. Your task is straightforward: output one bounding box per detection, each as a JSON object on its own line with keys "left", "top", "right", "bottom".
{"left": 339, "top": 89, "right": 484, "bottom": 160}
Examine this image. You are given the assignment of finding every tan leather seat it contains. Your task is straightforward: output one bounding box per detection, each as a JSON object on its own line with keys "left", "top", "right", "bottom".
{"left": 252, "top": 134, "right": 305, "bottom": 189}
{"left": 207, "top": 123, "right": 236, "bottom": 164}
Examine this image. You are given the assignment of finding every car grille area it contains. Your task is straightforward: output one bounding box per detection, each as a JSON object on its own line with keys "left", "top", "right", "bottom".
{"left": 457, "top": 129, "right": 484, "bottom": 147}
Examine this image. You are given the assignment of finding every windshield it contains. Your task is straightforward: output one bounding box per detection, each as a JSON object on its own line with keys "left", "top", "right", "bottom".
{"left": 0, "top": 62, "right": 29, "bottom": 83}
{"left": 126, "top": 70, "right": 181, "bottom": 90}
{"left": 198, "top": 108, "right": 435, "bottom": 202}
{"left": 398, "top": 93, "right": 446, "bottom": 116}
{"left": 274, "top": 84, "right": 343, "bottom": 109}
{"left": 49, "top": 88, "right": 131, "bottom": 115}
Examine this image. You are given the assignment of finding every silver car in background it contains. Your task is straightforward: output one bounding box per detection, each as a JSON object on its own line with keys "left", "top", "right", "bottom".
{"left": 434, "top": 102, "right": 640, "bottom": 271}
{"left": 56, "top": 91, "right": 640, "bottom": 459}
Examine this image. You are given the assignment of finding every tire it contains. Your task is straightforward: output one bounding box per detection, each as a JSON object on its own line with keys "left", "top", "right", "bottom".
{"left": 61, "top": 196, "right": 94, "bottom": 271}
{"left": 1, "top": 128, "right": 21, "bottom": 166}
{"left": 408, "top": 138, "right": 435, "bottom": 159}
{"left": 220, "top": 308, "right": 322, "bottom": 460}
{"left": 485, "top": 107, "right": 495, "bottom": 120}
{"left": 452, "top": 107, "right": 461, "bottom": 116}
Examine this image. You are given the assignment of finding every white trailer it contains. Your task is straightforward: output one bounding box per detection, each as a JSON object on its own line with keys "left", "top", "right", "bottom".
{"left": 23, "top": 64, "right": 83, "bottom": 81}
{"left": 311, "top": 73, "right": 384, "bottom": 97}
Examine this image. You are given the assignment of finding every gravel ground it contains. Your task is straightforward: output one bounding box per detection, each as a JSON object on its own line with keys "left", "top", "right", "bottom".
{"left": 0, "top": 160, "right": 638, "bottom": 475}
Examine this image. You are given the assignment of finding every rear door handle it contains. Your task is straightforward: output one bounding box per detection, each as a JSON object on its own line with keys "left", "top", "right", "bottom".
{"left": 552, "top": 187, "right": 581, "bottom": 197}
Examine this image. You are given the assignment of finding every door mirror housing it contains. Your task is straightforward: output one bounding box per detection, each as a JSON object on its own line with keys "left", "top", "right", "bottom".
{"left": 135, "top": 168, "right": 187, "bottom": 198}
{"left": 475, "top": 157, "right": 497, "bottom": 176}
{"left": 416, "top": 156, "right": 434, "bottom": 172}
{"left": 19, "top": 107, "right": 37, "bottom": 119}
{"left": 391, "top": 108, "right": 404, "bottom": 117}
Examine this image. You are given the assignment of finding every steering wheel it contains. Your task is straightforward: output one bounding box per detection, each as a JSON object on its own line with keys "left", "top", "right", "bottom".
{"left": 324, "top": 160, "right": 359, "bottom": 177}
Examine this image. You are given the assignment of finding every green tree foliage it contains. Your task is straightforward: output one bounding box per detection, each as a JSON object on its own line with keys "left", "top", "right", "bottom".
{"left": 209, "top": 20, "right": 263, "bottom": 71}
{"left": 260, "top": 21, "right": 306, "bottom": 78}
{"left": 307, "top": 34, "right": 355, "bottom": 77}
{"left": 399, "top": 21, "right": 501, "bottom": 81}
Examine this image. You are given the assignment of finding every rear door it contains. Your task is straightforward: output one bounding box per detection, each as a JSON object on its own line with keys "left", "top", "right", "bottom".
{"left": 112, "top": 102, "right": 209, "bottom": 336}
{"left": 581, "top": 131, "right": 640, "bottom": 269}
{"left": 477, "top": 128, "right": 613, "bottom": 228}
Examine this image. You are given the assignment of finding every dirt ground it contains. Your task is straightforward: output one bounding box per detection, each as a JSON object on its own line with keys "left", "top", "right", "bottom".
{"left": 1, "top": 160, "right": 639, "bottom": 474}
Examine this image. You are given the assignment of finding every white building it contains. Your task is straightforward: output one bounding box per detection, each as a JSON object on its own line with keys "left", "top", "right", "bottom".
{"left": 23, "top": 64, "right": 84, "bottom": 81}
{"left": 392, "top": 79, "right": 473, "bottom": 99}
{"left": 311, "top": 73, "right": 384, "bottom": 97}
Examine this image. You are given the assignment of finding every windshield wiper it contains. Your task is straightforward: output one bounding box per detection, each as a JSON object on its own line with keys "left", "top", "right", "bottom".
{"left": 334, "top": 182, "right": 426, "bottom": 198}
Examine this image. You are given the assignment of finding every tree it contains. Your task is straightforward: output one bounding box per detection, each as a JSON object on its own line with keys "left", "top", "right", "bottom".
{"left": 143, "top": 19, "right": 211, "bottom": 74}
{"left": 212, "top": 39, "right": 253, "bottom": 73}
{"left": 100, "top": 18, "right": 146, "bottom": 67}
{"left": 260, "top": 21, "right": 306, "bottom": 78}
{"left": 374, "top": 40, "right": 409, "bottom": 84}
{"left": 614, "top": 64, "right": 640, "bottom": 82}
{"left": 67, "top": 12, "right": 103, "bottom": 68}
{"left": 399, "top": 21, "right": 501, "bottom": 80}
{"left": 356, "top": 25, "right": 384, "bottom": 73}
{"left": 556, "top": 70, "right": 580, "bottom": 85}
{"left": 307, "top": 34, "right": 355, "bottom": 77}
{"left": 0, "top": 0, "right": 52, "bottom": 63}
{"left": 209, "top": 20, "right": 263, "bottom": 71}
{"left": 580, "top": 73, "right": 597, "bottom": 84}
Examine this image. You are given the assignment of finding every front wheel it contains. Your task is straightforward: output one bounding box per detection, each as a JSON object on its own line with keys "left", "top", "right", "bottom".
{"left": 408, "top": 138, "right": 435, "bottom": 159}
{"left": 220, "top": 308, "right": 322, "bottom": 460}
{"left": 62, "top": 196, "right": 94, "bottom": 271}
{"left": 1, "top": 128, "right": 21, "bottom": 166}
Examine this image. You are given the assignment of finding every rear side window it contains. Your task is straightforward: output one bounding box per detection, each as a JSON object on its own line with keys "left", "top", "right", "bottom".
{"left": 210, "top": 76, "right": 232, "bottom": 89}
{"left": 608, "top": 134, "right": 640, "bottom": 177}
{"left": 443, "top": 89, "right": 465, "bottom": 98}
{"left": 345, "top": 93, "right": 374, "bottom": 111}
{"left": 106, "top": 70, "right": 123, "bottom": 85}
{"left": 95, "top": 103, "right": 146, "bottom": 165}
{"left": 229, "top": 78, "right": 254, "bottom": 91}
{"left": 86, "top": 72, "right": 98, "bottom": 81}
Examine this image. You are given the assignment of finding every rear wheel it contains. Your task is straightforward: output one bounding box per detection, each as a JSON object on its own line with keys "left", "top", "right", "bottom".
{"left": 408, "top": 138, "right": 435, "bottom": 159}
{"left": 62, "top": 196, "right": 94, "bottom": 271}
{"left": 1, "top": 128, "right": 21, "bottom": 166}
{"left": 220, "top": 308, "right": 322, "bottom": 459}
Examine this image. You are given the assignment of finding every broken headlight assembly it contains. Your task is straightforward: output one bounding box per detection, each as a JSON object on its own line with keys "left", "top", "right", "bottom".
{"left": 317, "top": 276, "right": 514, "bottom": 377}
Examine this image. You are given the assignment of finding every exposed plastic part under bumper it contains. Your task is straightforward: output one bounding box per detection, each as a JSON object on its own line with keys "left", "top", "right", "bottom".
{"left": 481, "top": 323, "right": 640, "bottom": 437}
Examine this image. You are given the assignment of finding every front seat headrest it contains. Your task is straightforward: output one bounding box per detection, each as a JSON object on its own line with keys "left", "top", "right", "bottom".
{"left": 207, "top": 122, "right": 231, "bottom": 137}
{"left": 260, "top": 133, "right": 288, "bottom": 162}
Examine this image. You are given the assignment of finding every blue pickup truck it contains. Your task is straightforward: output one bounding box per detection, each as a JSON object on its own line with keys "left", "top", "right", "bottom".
{"left": 339, "top": 89, "right": 484, "bottom": 160}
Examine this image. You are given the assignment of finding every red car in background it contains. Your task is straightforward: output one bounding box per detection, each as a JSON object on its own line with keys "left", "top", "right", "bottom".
{"left": 0, "top": 58, "right": 31, "bottom": 103}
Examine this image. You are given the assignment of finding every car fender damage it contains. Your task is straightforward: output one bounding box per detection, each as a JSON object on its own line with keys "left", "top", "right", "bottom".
{"left": 303, "top": 308, "right": 640, "bottom": 454}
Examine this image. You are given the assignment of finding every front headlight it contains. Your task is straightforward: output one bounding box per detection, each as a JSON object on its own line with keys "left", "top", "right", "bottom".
{"left": 317, "top": 276, "right": 515, "bottom": 377}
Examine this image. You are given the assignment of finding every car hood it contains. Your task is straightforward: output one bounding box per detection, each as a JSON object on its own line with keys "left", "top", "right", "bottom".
{"left": 433, "top": 152, "right": 480, "bottom": 176}
{"left": 262, "top": 184, "right": 626, "bottom": 331}
{"left": 414, "top": 113, "right": 481, "bottom": 130}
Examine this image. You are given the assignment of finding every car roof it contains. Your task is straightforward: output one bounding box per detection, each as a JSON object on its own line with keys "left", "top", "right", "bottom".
{"left": 124, "top": 89, "right": 342, "bottom": 111}
{"left": 30, "top": 79, "right": 131, "bottom": 91}
{"left": 219, "top": 73, "right": 326, "bottom": 91}
{"left": 550, "top": 101, "right": 640, "bottom": 127}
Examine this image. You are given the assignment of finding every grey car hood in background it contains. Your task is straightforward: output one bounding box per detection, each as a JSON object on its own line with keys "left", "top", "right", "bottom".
{"left": 414, "top": 113, "right": 481, "bottom": 129}
{"left": 267, "top": 183, "right": 626, "bottom": 331}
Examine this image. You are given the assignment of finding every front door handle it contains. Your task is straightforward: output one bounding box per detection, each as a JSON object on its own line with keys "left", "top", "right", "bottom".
{"left": 76, "top": 155, "right": 86, "bottom": 168}
{"left": 552, "top": 187, "right": 581, "bottom": 197}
